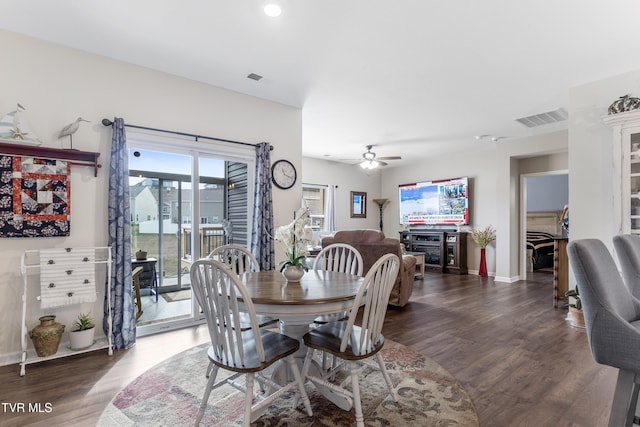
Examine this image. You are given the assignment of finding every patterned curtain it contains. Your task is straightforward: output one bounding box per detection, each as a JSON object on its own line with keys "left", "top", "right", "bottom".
{"left": 251, "top": 142, "right": 274, "bottom": 270}
{"left": 103, "top": 118, "right": 136, "bottom": 349}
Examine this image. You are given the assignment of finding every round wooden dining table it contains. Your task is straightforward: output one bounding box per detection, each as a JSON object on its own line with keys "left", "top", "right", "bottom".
{"left": 239, "top": 269, "right": 363, "bottom": 341}
{"left": 238, "top": 269, "right": 363, "bottom": 408}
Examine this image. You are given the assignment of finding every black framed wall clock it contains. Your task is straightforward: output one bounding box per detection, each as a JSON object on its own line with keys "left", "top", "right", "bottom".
{"left": 271, "top": 159, "right": 297, "bottom": 189}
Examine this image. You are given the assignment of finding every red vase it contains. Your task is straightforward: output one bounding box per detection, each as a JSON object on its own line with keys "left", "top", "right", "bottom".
{"left": 479, "top": 247, "right": 488, "bottom": 277}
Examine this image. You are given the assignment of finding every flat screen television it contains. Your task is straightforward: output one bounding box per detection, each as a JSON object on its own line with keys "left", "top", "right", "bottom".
{"left": 399, "top": 176, "right": 469, "bottom": 226}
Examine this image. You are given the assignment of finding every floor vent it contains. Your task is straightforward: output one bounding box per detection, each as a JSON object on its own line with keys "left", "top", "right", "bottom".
{"left": 515, "top": 108, "right": 568, "bottom": 128}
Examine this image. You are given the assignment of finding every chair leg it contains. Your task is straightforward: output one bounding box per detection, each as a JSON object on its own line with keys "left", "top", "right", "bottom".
{"left": 375, "top": 352, "right": 397, "bottom": 402}
{"left": 195, "top": 365, "right": 219, "bottom": 426}
{"left": 349, "top": 361, "right": 364, "bottom": 427}
{"left": 609, "top": 369, "right": 639, "bottom": 427}
{"left": 245, "top": 372, "right": 254, "bottom": 427}
{"left": 285, "top": 355, "right": 313, "bottom": 416}
{"left": 322, "top": 351, "right": 330, "bottom": 371}
{"left": 629, "top": 381, "right": 640, "bottom": 425}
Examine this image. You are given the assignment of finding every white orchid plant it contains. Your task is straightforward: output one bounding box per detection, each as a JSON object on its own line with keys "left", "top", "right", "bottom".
{"left": 275, "top": 208, "right": 312, "bottom": 272}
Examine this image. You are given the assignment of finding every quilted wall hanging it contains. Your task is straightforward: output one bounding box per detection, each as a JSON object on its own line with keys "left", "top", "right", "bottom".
{"left": 0, "top": 155, "right": 70, "bottom": 237}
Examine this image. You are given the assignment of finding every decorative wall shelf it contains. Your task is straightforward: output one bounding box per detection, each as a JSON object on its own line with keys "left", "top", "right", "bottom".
{"left": 0, "top": 142, "right": 101, "bottom": 177}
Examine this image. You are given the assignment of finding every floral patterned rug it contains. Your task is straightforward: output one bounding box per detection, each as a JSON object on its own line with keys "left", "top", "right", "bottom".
{"left": 98, "top": 340, "right": 478, "bottom": 426}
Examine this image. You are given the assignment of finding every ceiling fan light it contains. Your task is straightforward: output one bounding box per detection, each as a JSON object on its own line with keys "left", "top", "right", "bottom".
{"left": 360, "top": 160, "right": 379, "bottom": 169}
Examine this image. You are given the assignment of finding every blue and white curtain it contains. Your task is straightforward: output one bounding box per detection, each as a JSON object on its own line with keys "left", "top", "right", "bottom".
{"left": 103, "top": 118, "right": 136, "bottom": 349}
{"left": 251, "top": 142, "right": 274, "bottom": 271}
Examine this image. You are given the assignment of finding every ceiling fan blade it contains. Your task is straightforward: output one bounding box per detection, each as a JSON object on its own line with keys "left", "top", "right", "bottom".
{"left": 377, "top": 156, "right": 402, "bottom": 160}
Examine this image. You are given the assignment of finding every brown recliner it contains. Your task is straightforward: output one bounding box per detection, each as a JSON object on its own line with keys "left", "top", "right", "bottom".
{"left": 321, "top": 229, "right": 417, "bottom": 307}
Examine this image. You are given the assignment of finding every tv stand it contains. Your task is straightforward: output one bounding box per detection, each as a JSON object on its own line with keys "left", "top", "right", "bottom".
{"left": 400, "top": 230, "right": 468, "bottom": 274}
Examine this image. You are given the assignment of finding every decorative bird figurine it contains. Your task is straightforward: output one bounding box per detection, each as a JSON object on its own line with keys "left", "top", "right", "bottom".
{"left": 58, "top": 117, "right": 90, "bottom": 149}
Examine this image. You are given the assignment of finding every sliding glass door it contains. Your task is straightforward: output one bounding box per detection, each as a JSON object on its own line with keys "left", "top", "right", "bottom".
{"left": 127, "top": 134, "right": 253, "bottom": 335}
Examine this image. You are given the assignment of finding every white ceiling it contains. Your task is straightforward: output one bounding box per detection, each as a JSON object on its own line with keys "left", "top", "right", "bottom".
{"left": 2, "top": 1, "right": 640, "bottom": 167}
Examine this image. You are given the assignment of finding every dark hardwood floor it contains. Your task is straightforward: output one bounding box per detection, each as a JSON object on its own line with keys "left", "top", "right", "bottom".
{"left": 0, "top": 272, "right": 615, "bottom": 426}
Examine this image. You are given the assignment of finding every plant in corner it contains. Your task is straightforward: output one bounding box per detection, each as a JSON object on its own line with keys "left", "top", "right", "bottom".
{"left": 275, "top": 207, "right": 312, "bottom": 282}
{"left": 471, "top": 225, "right": 496, "bottom": 277}
{"left": 564, "top": 286, "right": 585, "bottom": 328}
{"left": 69, "top": 312, "right": 96, "bottom": 351}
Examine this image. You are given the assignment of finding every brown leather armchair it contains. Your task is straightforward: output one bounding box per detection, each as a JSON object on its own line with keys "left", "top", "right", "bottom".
{"left": 321, "top": 229, "right": 417, "bottom": 307}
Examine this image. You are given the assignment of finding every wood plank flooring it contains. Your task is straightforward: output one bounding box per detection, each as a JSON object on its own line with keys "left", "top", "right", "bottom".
{"left": 0, "top": 272, "right": 615, "bottom": 426}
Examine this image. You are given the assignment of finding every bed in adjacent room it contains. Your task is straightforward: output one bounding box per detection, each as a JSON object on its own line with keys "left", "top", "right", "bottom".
{"left": 526, "top": 211, "right": 563, "bottom": 271}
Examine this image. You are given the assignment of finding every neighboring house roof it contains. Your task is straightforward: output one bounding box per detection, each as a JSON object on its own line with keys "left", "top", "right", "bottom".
{"left": 129, "top": 185, "right": 148, "bottom": 199}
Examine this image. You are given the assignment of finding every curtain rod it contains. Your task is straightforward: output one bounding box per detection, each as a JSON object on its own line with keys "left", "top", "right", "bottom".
{"left": 101, "top": 118, "right": 273, "bottom": 150}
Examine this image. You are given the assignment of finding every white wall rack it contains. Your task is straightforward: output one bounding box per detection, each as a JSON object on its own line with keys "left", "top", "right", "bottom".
{"left": 19, "top": 247, "right": 112, "bottom": 376}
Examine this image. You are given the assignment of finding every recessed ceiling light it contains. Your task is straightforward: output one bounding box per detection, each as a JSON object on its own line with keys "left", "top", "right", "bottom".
{"left": 264, "top": 2, "right": 283, "bottom": 17}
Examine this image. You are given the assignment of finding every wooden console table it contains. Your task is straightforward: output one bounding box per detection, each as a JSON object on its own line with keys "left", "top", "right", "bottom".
{"left": 400, "top": 230, "right": 467, "bottom": 274}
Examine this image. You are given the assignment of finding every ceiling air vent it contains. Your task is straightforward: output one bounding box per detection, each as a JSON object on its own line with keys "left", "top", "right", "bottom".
{"left": 515, "top": 108, "right": 568, "bottom": 128}
{"left": 247, "top": 73, "right": 263, "bottom": 81}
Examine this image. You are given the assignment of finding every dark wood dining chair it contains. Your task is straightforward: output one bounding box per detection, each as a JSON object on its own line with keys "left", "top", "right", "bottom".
{"left": 131, "top": 266, "right": 144, "bottom": 321}
{"left": 190, "top": 258, "right": 313, "bottom": 426}
{"left": 301, "top": 253, "right": 399, "bottom": 427}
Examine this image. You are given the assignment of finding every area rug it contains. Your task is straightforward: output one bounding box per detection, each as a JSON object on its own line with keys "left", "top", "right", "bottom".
{"left": 98, "top": 340, "right": 478, "bottom": 426}
{"left": 161, "top": 289, "right": 191, "bottom": 303}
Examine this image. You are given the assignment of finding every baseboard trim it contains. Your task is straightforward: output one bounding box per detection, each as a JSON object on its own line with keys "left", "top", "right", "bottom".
{"left": 0, "top": 350, "right": 21, "bottom": 367}
{"left": 493, "top": 275, "right": 519, "bottom": 283}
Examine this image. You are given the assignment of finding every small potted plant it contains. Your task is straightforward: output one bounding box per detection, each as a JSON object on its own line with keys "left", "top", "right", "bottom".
{"left": 564, "top": 286, "right": 585, "bottom": 328}
{"left": 68, "top": 312, "right": 96, "bottom": 350}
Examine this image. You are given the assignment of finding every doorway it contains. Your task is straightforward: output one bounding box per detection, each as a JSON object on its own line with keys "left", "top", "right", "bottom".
{"left": 127, "top": 133, "right": 254, "bottom": 336}
{"left": 520, "top": 172, "right": 568, "bottom": 280}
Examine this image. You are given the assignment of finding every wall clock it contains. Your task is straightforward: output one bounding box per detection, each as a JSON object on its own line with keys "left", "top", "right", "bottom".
{"left": 271, "top": 159, "right": 297, "bottom": 189}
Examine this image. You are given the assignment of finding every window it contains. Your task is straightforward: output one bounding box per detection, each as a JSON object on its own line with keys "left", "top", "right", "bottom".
{"left": 303, "top": 185, "right": 326, "bottom": 230}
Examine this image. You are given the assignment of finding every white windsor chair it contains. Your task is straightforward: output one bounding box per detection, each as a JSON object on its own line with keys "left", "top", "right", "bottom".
{"left": 190, "top": 259, "right": 313, "bottom": 426}
{"left": 301, "top": 253, "right": 399, "bottom": 427}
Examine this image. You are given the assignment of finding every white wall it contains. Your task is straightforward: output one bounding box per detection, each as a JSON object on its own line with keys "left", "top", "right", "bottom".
{"left": 0, "top": 30, "right": 302, "bottom": 362}
{"left": 495, "top": 131, "right": 568, "bottom": 281}
{"left": 527, "top": 175, "right": 568, "bottom": 212}
{"left": 567, "top": 69, "right": 640, "bottom": 287}
{"left": 380, "top": 150, "right": 498, "bottom": 275}
{"left": 569, "top": 70, "right": 640, "bottom": 245}
{"left": 303, "top": 128, "right": 571, "bottom": 283}
{"left": 301, "top": 157, "right": 381, "bottom": 231}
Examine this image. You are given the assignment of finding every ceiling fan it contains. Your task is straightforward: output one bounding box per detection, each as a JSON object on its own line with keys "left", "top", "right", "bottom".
{"left": 358, "top": 145, "right": 402, "bottom": 169}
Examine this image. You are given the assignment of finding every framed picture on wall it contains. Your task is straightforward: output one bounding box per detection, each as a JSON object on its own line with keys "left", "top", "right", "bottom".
{"left": 350, "top": 191, "right": 367, "bottom": 218}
